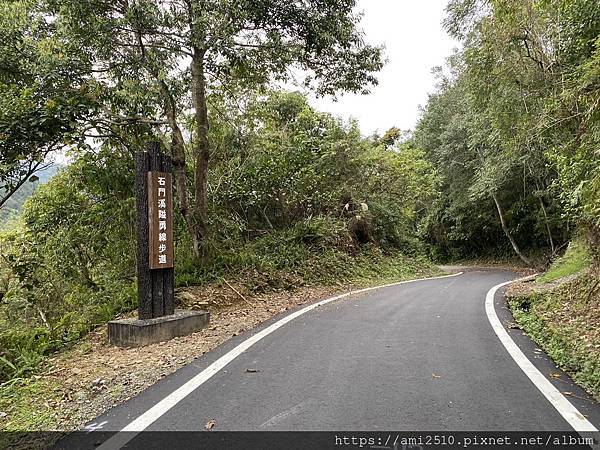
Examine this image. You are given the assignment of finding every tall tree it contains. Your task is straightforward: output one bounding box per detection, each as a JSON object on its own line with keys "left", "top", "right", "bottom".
{"left": 0, "top": 0, "right": 94, "bottom": 209}
{"left": 52, "top": 0, "right": 383, "bottom": 256}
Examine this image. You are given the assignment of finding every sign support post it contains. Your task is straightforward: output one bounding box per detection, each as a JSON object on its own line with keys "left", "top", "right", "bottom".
{"left": 108, "top": 141, "right": 209, "bottom": 347}
{"left": 135, "top": 142, "right": 175, "bottom": 319}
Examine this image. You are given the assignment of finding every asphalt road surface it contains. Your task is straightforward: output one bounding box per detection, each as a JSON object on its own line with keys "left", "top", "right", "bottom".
{"left": 58, "top": 269, "right": 600, "bottom": 449}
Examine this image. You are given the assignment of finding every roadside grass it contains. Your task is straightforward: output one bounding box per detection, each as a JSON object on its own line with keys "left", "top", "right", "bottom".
{"left": 0, "top": 249, "right": 439, "bottom": 443}
{"left": 509, "top": 266, "right": 600, "bottom": 401}
{"left": 537, "top": 240, "right": 590, "bottom": 283}
{"left": 0, "top": 377, "right": 63, "bottom": 448}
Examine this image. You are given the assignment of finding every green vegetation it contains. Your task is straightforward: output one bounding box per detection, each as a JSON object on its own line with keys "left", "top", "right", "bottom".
{"left": 0, "top": 0, "right": 599, "bottom": 427}
{"left": 0, "top": 1, "right": 93, "bottom": 210}
{"left": 510, "top": 269, "right": 600, "bottom": 400}
{"left": 537, "top": 240, "right": 591, "bottom": 284}
{"left": 0, "top": 91, "right": 438, "bottom": 384}
{"left": 0, "top": 0, "right": 389, "bottom": 386}
{"left": 416, "top": 0, "right": 600, "bottom": 266}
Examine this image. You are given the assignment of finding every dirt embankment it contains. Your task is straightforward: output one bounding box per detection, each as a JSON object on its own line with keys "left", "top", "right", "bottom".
{"left": 1, "top": 279, "right": 370, "bottom": 438}
{"left": 505, "top": 266, "right": 600, "bottom": 401}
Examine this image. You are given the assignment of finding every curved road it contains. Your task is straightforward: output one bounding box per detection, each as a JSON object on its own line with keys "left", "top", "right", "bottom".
{"left": 59, "top": 269, "right": 600, "bottom": 448}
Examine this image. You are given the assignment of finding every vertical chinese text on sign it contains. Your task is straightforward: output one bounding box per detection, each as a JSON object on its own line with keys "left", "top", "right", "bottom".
{"left": 147, "top": 171, "right": 174, "bottom": 269}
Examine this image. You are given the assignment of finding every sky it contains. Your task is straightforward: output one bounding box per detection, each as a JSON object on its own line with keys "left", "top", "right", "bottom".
{"left": 306, "top": 0, "right": 460, "bottom": 136}
{"left": 56, "top": 1, "right": 457, "bottom": 165}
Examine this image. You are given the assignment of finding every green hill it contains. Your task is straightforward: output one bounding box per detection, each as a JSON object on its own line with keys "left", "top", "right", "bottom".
{"left": 0, "top": 165, "right": 63, "bottom": 225}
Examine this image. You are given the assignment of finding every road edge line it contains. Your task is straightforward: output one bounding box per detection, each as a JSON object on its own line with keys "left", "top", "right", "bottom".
{"left": 96, "top": 271, "right": 463, "bottom": 448}
{"left": 485, "top": 277, "right": 598, "bottom": 432}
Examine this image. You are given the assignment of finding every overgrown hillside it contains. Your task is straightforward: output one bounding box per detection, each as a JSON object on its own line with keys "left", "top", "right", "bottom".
{"left": 0, "top": 92, "right": 438, "bottom": 384}
{"left": 414, "top": 0, "right": 600, "bottom": 401}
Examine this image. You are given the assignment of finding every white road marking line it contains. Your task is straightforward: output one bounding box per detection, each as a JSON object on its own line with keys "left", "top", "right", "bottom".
{"left": 96, "top": 271, "right": 463, "bottom": 449}
{"left": 84, "top": 421, "right": 107, "bottom": 433}
{"left": 485, "top": 277, "right": 598, "bottom": 432}
{"left": 259, "top": 400, "right": 308, "bottom": 428}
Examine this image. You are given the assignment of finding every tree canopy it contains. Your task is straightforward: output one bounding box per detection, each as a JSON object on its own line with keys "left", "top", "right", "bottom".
{"left": 0, "top": 0, "right": 94, "bottom": 208}
{"left": 45, "top": 0, "right": 384, "bottom": 255}
{"left": 416, "top": 0, "right": 600, "bottom": 263}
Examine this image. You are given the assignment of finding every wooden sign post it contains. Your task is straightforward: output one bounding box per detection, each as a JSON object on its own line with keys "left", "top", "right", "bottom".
{"left": 135, "top": 142, "right": 175, "bottom": 319}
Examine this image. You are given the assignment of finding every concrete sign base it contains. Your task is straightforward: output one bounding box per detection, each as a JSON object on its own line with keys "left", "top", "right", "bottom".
{"left": 108, "top": 309, "right": 210, "bottom": 348}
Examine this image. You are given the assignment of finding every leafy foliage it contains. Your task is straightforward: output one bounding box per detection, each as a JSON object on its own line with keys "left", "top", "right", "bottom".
{"left": 0, "top": 147, "right": 137, "bottom": 381}
{"left": 49, "top": 0, "right": 384, "bottom": 254}
{"left": 0, "top": 0, "right": 95, "bottom": 208}
{"left": 0, "top": 92, "right": 437, "bottom": 383}
{"left": 417, "top": 0, "right": 600, "bottom": 262}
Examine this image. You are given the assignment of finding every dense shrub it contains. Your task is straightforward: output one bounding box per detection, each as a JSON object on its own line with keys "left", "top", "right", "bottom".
{"left": 0, "top": 147, "right": 138, "bottom": 381}
{"left": 0, "top": 92, "right": 438, "bottom": 383}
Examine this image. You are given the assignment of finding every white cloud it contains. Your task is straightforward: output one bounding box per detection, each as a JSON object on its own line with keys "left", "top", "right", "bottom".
{"left": 308, "top": 0, "right": 460, "bottom": 136}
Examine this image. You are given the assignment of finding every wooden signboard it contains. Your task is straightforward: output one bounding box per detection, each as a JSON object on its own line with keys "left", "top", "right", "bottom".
{"left": 147, "top": 171, "right": 174, "bottom": 269}
{"left": 135, "top": 142, "right": 175, "bottom": 319}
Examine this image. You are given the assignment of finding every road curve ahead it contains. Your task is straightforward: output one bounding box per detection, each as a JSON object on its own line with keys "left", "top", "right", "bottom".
{"left": 60, "top": 269, "right": 600, "bottom": 448}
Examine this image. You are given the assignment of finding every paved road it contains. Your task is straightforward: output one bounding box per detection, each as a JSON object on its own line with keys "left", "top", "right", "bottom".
{"left": 59, "top": 269, "right": 600, "bottom": 448}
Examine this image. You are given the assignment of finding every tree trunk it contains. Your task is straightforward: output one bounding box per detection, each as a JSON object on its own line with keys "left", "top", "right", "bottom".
{"left": 191, "top": 50, "right": 209, "bottom": 254}
{"left": 538, "top": 196, "right": 556, "bottom": 255}
{"left": 133, "top": 22, "right": 199, "bottom": 257}
{"left": 492, "top": 193, "right": 533, "bottom": 266}
{"left": 159, "top": 81, "right": 199, "bottom": 257}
